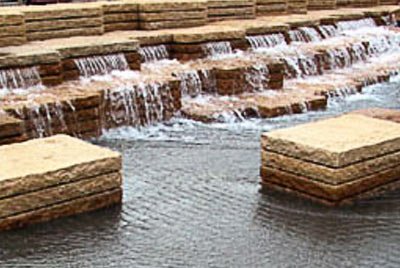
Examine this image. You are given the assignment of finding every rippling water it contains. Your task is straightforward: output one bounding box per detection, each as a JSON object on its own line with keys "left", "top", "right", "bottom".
{"left": 2, "top": 78, "right": 400, "bottom": 267}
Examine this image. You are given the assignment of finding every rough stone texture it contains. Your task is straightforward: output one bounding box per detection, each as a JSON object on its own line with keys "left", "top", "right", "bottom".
{"left": 172, "top": 25, "right": 245, "bottom": 43}
{"left": 0, "top": 172, "right": 121, "bottom": 219}
{"left": 262, "top": 149, "right": 400, "bottom": 184}
{"left": 260, "top": 165, "right": 400, "bottom": 201}
{"left": 0, "top": 112, "right": 24, "bottom": 138}
{"left": 0, "top": 188, "right": 122, "bottom": 231}
{"left": 0, "top": 135, "right": 121, "bottom": 199}
{"left": 262, "top": 114, "right": 400, "bottom": 168}
{"left": 350, "top": 108, "right": 400, "bottom": 124}
{"left": 137, "top": 0, "right": 207, "bottom": 12}
{"left": 308, "top": 0, "right": 337, "bottom": 10}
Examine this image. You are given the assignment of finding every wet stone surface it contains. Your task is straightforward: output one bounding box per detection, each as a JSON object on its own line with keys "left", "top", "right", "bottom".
{"left": 2, "top": 78, "right": 400, "bottom": 267}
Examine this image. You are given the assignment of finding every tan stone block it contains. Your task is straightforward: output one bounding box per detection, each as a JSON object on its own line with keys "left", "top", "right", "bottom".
{"left": 0, "top": 188, "right": 122, "bottom": 231}
{"left": 104, "top": 22, "right": 139, "bottom": 32}
{"left": 0, "top": 172, "right": 121, "bottom": 219}
{"left": 104, "top": 13, "right": 138, "bottom": 23}
{"left": 0, "top": 113, "right": 24, "bottom": 138}
{"left": 138, "top": 0, "right": 207, "bottom": 12}
{"left": 24, "top": 6, "right": 102, "bottom": 21}
{"left": 0, "top": 135, "right": 121, "bottom": 199}
{"left": 173, "top": 26, "right": 245, "bottom": 43}
{"left": 25, "top": 17, "right": 103, "bottom": 32}
{"left": 27, "top": 27, "right": 104, "bottom": 41}
{"left": 350, "top": 108, "right": 400, "bottom": 124}
{"left": 102, "top": 2, "right": 138, "bottom": 13}
{"left": 139, "top": 18, "right": 206, "bottom": 30}
{"left": 139, "top": 10, "right": 207, "bottom": 21}
{"left": 260, "top": 167, "right": 400, "bottom": 205}
{"left": 262, "top": 149, "right": 400, "bottom": 184}
{"left": 262, "top": 114, "right": 400, "bottom": 168}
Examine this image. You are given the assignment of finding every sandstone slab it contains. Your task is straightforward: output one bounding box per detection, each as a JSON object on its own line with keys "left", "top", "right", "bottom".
{"left": 0, "top": 135, "right": 121, "bottom": 199}
{"left": 262, "top": 114, "right": 400, "bottom": 168}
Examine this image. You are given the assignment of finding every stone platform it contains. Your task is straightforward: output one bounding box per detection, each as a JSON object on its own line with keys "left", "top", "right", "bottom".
{"left": 260, "top": 114, "right": 400, "bottom": 206}
{"left": 0, "top": 134, "right": 122, "bottom": 231}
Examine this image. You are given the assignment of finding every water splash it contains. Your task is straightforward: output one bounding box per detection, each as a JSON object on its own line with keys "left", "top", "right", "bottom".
{"left": 0, "top": 66, "right": 43, "bottom": 96}
{"left": 246, "top": 33, "right": 287, "bottom": 49}
{"left": 288, "top": 27, "right": 323, "bottom": 42}
{"left": 74, "top": 53, "right": 129, "bottom": 78}
{"left": 202, "top": 41, "right": 234, "bottom": 58}
{"left": 177, "top": 70, "right": 203, "bottom": 97}
{"left": 103, "top": 82, "right": 175, "bottom": 128}
{"left": 139, "top": 45, "right": 169, "bottom": 63}
{"left": 318, "top": 25, "right": 339, "bottom": 39}
{"left": 336, "top": 18, "right": 377, "bottom": 32}
{"left": 245, "top": 64, "right": 270, "bottom": 91}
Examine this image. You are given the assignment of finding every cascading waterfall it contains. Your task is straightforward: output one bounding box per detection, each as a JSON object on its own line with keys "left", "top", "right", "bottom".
{"left": 0, "top": 66, "right": 43, "bottom": 95}
{"left": 382, "top": 14, "right": 396, "bottom": 26}
{"left": 74, "top": 53, "right": 129, "bottom": 78}
{"left": 245, "top": 64, "right": 270, "bottom": 91}
{"left": 202, "top": 41, "right": 234, "bottom": 58}
{"left": 336, "top": 18, "right": 377, "bottom": 32}
{"left": 318, "top": 25, "right": 339, "bottom": 39}
{"left": 104, "top": 82, "right": 174, "bottom": 127}
{"left": 246, "top": 33, "right": 287, "bottom": 49}
{"left": 25, "top": 101, "right": 72, "bottom": 138}
{"left": 177, "top": 70, "right": 203, "bottom": 97}
{"left": 139, "top": 45, "right": 170, "bottom": 62}
{"left": 288, "top": 27, "right": 323, "bottom": 42}
{"left": 283, "top": 54, "right": 320, "bottom": 78}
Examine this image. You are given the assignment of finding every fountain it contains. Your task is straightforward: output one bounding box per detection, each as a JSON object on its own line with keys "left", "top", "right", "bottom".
{"left": 74, "top": 53, "right": 130, "bottom": 78}
{"left": 0, "top": 66, "right": 43, "bottom": 95}
{"left": 138, "top": 45, "right": 170, "bottom": 62}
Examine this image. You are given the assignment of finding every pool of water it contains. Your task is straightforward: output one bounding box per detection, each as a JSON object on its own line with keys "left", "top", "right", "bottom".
{"left": 2, "top": 78, "right": 400, "bottom": 267}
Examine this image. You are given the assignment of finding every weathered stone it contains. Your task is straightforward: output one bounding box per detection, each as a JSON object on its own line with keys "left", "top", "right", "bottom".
{"left": 139, "top": 18, "right": 207, "bottom": 30}
{"left": 27, "top": 27, "right": 104, "bottom": 41}
{"left": 0, "top": 188, "right": 122, "bottom": 231}
{"left": 0, "top": 172, "right": 121, "bottom": 219}
{"left": 262, "top": 114, "right": 400, "bottom": 168}
{"left": 104, "top": 22, "right": 139, "bottom": 32}
{"left": 23, "top": 5, "right": 102, "bottom": 21}
{"left": 138, "top": 0, "right": 207, "bottom": 12}
{"left": 350, "top": 108, "right": 400, "bottom": 124}
{"left": 0, "top": 113, "right": 24, "bottom": 138}
{"left": 262, "top": 149, "right": 400, "bottom": 184}
{"left": 0, "top": 135, "right": 121, "bottom": 199}
{"left": 25, "top": 17, "right": 103, "bottom": 32}
{"left": 104, "top": 13, "right": 138, "bottom": 23}
{"left": 260, "top": 165, "right": 400, "bottom": 201}
{"left": 139, "top": 10, "right": 207, "bottom": 21}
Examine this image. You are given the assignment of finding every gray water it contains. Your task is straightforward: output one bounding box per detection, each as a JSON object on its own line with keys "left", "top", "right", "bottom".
{"left": 2, "top": 79, "right": 400, "bottom": 267}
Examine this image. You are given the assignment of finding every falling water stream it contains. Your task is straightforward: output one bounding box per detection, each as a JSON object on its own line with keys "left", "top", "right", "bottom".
{"left": 2, "top": 17, "right": 400, "bottom": 268}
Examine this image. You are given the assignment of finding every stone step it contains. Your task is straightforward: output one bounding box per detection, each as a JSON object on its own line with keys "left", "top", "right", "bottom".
{"left": 0, "top": 134, "right": 122, "bottom": 230}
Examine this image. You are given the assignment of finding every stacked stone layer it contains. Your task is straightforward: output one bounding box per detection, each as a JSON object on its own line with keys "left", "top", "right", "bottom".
{"left": 256, "top": 0, "right": 288, "bottom": 16}
{"left": 0, "top": 11, "right": 26, "bottom": 47}
{"left": 260, "top": 114, "right": 400, "bottom": 205}
{"left": 103, "top": 2, "right": 139, "bottom": 32}
{"left": 308, "top": 0, "right": 337, "bottom": 10}
{"left": 0, "top": 135, "right": 122, "bottom": 231}
{"left": 23, "top": 5, "right": 104, "bottom": 41}
{"left": 287, "top": 0, "right": 308, "bottom": 14}
{"left": 207, "top": 0, "right": 256, "bottom": 22}
{"left": 0, "top": 113, "right": 27, "bottom": 145}
{"left": 137, "top": 0, "right": 208, "bottom": 30}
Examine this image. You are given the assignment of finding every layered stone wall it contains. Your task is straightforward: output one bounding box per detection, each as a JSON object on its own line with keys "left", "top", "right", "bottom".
{"left": 0, "top": 135, "right": 122, "bottom": 231}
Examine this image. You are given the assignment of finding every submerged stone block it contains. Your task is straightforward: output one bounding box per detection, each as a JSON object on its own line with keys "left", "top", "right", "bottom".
{"left": 260, "top": 114, "right": 400, "bottom": 205}
{"left": 0, "top": 135, "right": 122, "bottom": 230}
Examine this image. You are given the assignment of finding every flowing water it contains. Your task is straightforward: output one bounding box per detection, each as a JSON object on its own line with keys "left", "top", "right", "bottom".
{"left": 2, "top": 77, "right": 400, "bottom": 267}
{"left": 2, "top": 18, "right": 400, "bottom": 268}
{"left": 0, "top": 66, "right": 43, "bottom": 96}
{"left": 74, "top": 53, "right": 130, "bottom": 78}
{"left": 139, "top": 45, "right": 170, "bottom": 63}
